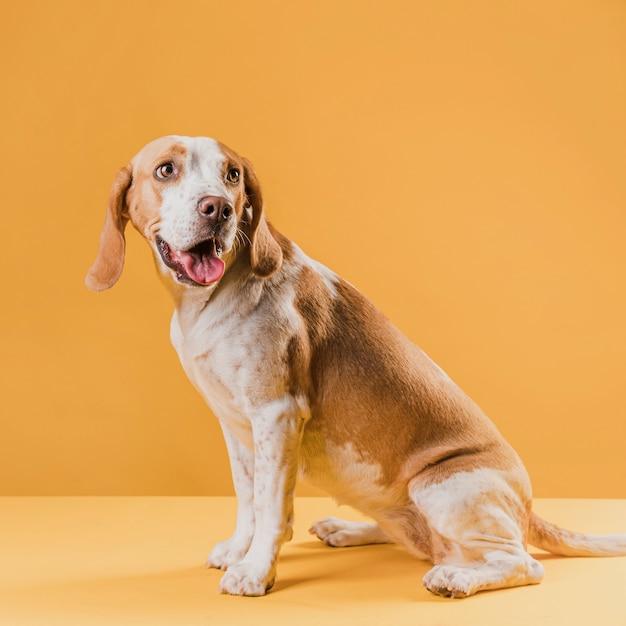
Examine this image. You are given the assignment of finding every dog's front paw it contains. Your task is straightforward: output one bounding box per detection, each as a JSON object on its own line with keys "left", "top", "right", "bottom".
{"left": 206, "top": 538, "right": 250, "bottom": 571}
{"left": 219, "top": 562, "right": 275, "bottom": 597}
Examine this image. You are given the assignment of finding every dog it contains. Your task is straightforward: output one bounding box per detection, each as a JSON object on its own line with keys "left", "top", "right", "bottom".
{"left": 86, "top": 135, "right": 626, "bottom": 597}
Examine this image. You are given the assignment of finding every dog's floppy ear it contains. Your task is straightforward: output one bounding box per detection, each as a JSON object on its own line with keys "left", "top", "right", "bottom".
{"left": 243, "top": 158, "right": 283, "bottom": 278}
{"left": 85, "top": 164, "right": 133, "bottom": 291}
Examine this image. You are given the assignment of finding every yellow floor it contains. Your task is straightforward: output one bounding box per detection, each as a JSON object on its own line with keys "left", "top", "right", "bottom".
{"left": 1, "top": 497, "right": 625, "bottom": 625}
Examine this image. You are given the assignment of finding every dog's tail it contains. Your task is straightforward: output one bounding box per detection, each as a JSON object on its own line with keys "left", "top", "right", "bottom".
{"left": 528, "top": 512, "right": 626, "bottom": 557}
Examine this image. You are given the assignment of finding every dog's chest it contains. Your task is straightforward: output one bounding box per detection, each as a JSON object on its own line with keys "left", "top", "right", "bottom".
{"left": 172, "top": 313, "right": 255, "bottom": 424}
{"left": 169, "top": 288, "right": 299, "bottom": 442}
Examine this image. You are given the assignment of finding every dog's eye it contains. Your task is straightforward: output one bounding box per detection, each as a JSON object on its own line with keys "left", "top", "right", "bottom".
{"left": 155, "top": 162, "right": 176, "bottom": 180}
{"left": 226, "top": 168, "right": 240, "bottom": 184}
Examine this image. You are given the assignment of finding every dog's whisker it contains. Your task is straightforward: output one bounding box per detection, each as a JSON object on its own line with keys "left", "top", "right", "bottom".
{"left": 237, "top": 228, "right": 252, "bottom": 247}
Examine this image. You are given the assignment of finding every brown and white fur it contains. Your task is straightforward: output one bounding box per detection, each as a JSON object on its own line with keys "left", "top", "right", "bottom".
{"left": 86, "top": 135, "right": 626, "bottom": 598}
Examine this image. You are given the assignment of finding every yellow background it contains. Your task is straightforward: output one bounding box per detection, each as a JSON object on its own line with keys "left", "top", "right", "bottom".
{"left": 2, "top": 0, "right": 625, "bottom": 497}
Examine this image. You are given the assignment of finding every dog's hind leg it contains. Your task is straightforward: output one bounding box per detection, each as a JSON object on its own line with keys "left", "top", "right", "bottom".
{"left": 310, "top": 506, "right": 433, "bottom": 562}
{"left": 411, "top": 467, "right": 544, "bottom": 598}
{"left": 309, "top": 517, "right": 392, "bottom": 547}
{"left": 422, "top": 552, "right": 544, "bottom": 598}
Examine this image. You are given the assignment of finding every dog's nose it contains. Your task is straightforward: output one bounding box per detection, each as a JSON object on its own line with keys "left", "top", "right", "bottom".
{"left": 197, "top": 196, "right": 232, "bottom": 223}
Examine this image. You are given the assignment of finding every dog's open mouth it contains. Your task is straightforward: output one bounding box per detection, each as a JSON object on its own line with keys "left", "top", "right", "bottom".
{"left": 156, "top": 236, "right": 226, "bottom": 286}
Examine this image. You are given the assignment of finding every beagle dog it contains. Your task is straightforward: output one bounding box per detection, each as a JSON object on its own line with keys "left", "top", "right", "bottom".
{"left": 86, "top": 135, "right": 626, "bottom": 597}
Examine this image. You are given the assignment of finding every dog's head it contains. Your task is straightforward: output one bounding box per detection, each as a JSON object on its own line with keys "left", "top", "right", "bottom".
{"left": 85, "top": 136, "right": 283, "bottom": 291}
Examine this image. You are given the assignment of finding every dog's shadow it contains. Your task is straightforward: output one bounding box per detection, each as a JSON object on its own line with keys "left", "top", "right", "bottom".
{"left": 10, "top": 545, "right": 568, "bottom": 618}
{"left": 272, "top": 540, "right": 434, "bottom": 598}
{"left": 273, "top": 541, "right": 567, "bottom": 599}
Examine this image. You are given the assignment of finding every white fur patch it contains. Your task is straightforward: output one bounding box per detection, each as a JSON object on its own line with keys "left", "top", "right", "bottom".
{"left": 299, "top": 439, "right": 391, "bottom": 512}
{"left": 410, "top": 467, "right": 531, "bottom": 561}
{"left": 158, "top": 137, "right": 235, "bottom": 252}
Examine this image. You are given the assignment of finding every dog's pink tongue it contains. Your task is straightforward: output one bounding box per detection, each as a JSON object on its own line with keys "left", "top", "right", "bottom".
{"left": 179, "top": 251, "right": 225, "bottom": 285}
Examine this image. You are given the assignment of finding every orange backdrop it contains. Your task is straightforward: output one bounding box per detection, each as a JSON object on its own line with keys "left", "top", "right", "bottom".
{"left": 1, "top": 0, "right": 625, "bottom": 497}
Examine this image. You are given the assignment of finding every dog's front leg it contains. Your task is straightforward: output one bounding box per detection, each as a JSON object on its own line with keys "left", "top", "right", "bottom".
{"left": 207, "top": 424, "right": 255, "bottom": 571}
{"left": 219, "top": 396, "right": 304, "bottom": 596}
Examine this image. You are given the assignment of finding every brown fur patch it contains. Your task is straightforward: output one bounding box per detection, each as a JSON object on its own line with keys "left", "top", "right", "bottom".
{"left": 126, "top": 139, "right": 188, "bottom": 241}
{"left": 287, "top": 265, "right": 335, "bottom": 402}
{"left": 303, "top": 279, "right": 517, "bottom": 487}
{"left": 84, "top": 164, "right": 133, "bottom": 291}
{"left": 217, "top": 141, "right": 249, "bottom": 222}
{"left": 239, "top": 158, "right": 283, "bottom": 277}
